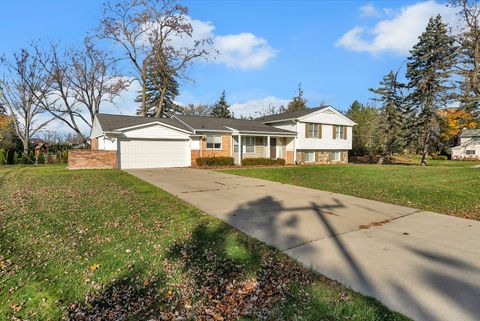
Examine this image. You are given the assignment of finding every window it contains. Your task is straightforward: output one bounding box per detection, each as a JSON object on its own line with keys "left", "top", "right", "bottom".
{"left": 466, "top": 150, "right": 476, "bottom": 155}
{"left": 304, "top": 151, "right": 315, "bottom": 163}
{"left": 206, "top": 135, "right": 222, "bottom": 149}
{"left": 233, "top": 137, "right": 239, "bottom": 153}
{"left": 334, "top": 126, "right": 346, "bottom": 140}
{"left": 332, "top": 151, "right": 340, "bottom": 161}
{"left": 306, "top": 123, "right": 321, "bottom": 138}
{"left": 245, "top": 136, "right": 255, "bottom": 153}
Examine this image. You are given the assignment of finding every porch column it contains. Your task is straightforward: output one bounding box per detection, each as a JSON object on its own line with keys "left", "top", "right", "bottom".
{"left": 238, "top": 134, "right": 242, "bottom": 164}
{"left": 267, "top": 135, "right": 270, "bottom": 158}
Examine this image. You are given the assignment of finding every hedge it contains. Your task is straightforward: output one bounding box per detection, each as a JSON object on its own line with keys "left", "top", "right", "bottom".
{"left": 196, "top": 156, "right": 234, "bottom": 166}
{"left": 242, "top": 157, "right": 285, "bottom": 166}
{"left": 431, "top": 155, "right": 448, "bottom": 160}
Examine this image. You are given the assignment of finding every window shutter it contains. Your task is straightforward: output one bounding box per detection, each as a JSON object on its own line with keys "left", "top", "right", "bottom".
{"left": 318, "top": 124, "right": 322, "bottom": 138}
{"left": 332, "top": 126, "right": 336, "bottom": 139}
{"left": 305, "top": 123, "right": 309, "bottom": 138}
{"left": 344, "top": 127, "right": 347, "bottom": 140}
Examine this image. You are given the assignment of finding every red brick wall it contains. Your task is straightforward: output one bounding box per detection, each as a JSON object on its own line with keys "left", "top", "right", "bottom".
{"left": 90, "top": 138, "right": 98, "bottom": 150}
{"left": 191, "top": 150, "right": 201, "bottom": 167}
{"left": 286, "top": 151, "right": 294, "bottom": 164}
{"left": 201, "top": 135, "right": 232, "bottom": 158}
{"left": 68, "top": 150, "right": 117, "bottom": 170}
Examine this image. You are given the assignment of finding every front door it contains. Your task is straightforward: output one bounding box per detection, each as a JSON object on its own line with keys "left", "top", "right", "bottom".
{"left": 270, "top": 138, "right": 276, "bottom": 159}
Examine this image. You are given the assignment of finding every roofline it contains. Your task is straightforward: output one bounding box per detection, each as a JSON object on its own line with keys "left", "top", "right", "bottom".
{"left": 111, "top": 120, "right": 193, "bottom": 134}
{"left": 171, "top": 115, "right": 196, "bottom": 133}
{"left": 298, "top": 106, "right": 357, "bottom": 126}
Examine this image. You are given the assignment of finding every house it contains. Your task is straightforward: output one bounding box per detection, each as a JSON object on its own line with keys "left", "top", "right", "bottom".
{"left": 87, "top": 106, "right": 356, "bottom": 169}
{"left": 34, "top": 143, "right": 49, "bottom": 156}
{"left": 451, "top": 129, "right": 480, "bottom": 160}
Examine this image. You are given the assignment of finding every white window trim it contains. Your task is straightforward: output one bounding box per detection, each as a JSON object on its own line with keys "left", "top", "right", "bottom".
{"left": 304, "top": 151, "right": 315, "bottom": 163}
{"left": 244, "top": 136, "right": 256, "bottom": 154}
{"left": 332, "top": 151, "right": 340, "bottom": 161}
{"left": 206, "top": 135, "right": 222, "bottom": 150}
{"left": 306, "top": 123, "right": 320, "bottom": 139}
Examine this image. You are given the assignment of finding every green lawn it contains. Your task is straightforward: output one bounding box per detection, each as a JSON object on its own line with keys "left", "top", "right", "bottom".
{"left": 0, "top": 165, "right": 407, "bottom": 321}
{"left": 223, "top": 161, "right": 480, "bottom": 221}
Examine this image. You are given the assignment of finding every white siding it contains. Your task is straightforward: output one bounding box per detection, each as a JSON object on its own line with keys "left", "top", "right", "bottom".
{"left": 269, "top": 109, "right": 354, "bottom": 151}
{"left": 190, "top": 137, "right": 201, "bottom": 150}
{"left": 452, "top": 137, "right": 480, "bottom": 159}
{"left": 122, "top": 123, "right": 190, "bottom": 140}
{"left": 97, "top": 135, "right": 118, "bottom": 151}
{"left": 90, "top": 117, "right": 103, "bottom": 138}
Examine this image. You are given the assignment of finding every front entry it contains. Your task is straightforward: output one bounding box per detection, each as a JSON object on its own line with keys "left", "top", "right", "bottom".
{"left": 270, "top": 138, "right": 277, "bottom": 159}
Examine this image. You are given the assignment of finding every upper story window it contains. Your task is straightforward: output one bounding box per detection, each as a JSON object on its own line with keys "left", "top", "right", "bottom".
{"left": 206, "top": 135, "right": 222, "bottom": 149}
{"left": 305, "top": 123, "right": 322, "bottom": 138}
{"left": 334, "top": 126, "right": 347, "bottom": 140}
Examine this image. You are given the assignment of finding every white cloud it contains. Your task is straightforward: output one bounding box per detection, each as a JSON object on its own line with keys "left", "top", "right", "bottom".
{"left": 336, "top": 0, "right": 458, "bottom": 55}
{"left": 230, "top": 96, "right": 289, "bottom": 117}
{"left": 170, "top": 17, "right": 276, "bottom": 70}
{"left": 360, "top": 3, "right": 380, "bottom": 17}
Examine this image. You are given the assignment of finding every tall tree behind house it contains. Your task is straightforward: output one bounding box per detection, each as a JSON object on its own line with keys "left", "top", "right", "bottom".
{"left": 287, "top": 83, "right": 308, "bottom": 112}
{"left": 135, "top": 47, "right": 180, "bottom": 117}
{"left": 210, "top": 91, "right": 232, "bottom": 118}
{"left": 346, "top": 100, "right": 382, "bottom": 156}
{"left": 370, "top": 71, "right": 406, "bottom": 162}
{"left": 97, "top": 0, "right": 212, "bottom": 118}
{"left": 405, "top": 15, "right": 456, "bottom": 166}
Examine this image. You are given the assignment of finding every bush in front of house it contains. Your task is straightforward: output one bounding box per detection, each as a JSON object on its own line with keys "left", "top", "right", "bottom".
{"left": 37, "top": 151, "right": 46, "bottom": 164}
{"left": 242, "top": 157, "right": 286, "bottom": 166}
{"left": 196, "top": 157, "right": 235, "bottom": 167}
{"left": 0, "top": 148, "right": 6, "bottom": 165}
{"left": 61, "top": 150, "right": 68, "bottom": 163}
{"left": 431, "top": 155, "right": 448, "bottom": 160}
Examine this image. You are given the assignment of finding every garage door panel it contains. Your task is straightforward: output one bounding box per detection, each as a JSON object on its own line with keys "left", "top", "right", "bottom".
{"left": 119, "top": 139, "right": 190, "bottom": 169}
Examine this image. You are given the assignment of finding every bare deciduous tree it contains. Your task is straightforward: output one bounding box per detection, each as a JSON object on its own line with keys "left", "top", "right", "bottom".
{"left": 179, "top": 103, "right": 212, "bottom": 116}
{"left": 33, "top": 39, "right": 129, "bottom": 144}
{"left": 97, "top": 0, "right": 212, "bottom": 117}
{"left": 0, "top": 49, "right": 54, "bottom": 154}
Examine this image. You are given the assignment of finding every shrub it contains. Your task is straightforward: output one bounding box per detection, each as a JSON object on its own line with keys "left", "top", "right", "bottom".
{"left": 61, "top": 150, "right": 68, "bottom": 163}
{"left": 242, "top": 157, "right": 286, "bottom": 166}
{"left": 37, "top": 151, "right": 46, "bottom": 164}
{"left": 28, "top": 151, "right": 35, "bottom": 164}
{"left": 12, "top": 151, "right": 19, "bottom": 165}
{"left": 431, "top": 155, "right": 448, "bottom": 160}
{"left": 0, "top": 148, "right": 6, "bottom": 165}
{"left": 196, "top": 156, "right": 234, "bottom": 167}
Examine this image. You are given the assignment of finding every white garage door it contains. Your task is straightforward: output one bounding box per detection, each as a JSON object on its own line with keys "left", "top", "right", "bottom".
{"left": 119, "top": 139, "right": 190, "bottom": 169}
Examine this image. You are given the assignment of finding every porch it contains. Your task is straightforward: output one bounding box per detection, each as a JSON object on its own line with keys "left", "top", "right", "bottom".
{"left": 232, "top": 134, "right": 295, "bottom": 165}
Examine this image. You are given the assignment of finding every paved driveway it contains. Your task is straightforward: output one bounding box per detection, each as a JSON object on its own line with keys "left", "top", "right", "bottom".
{"left": 127, "top": 168, "right": 480, "bottom": 321}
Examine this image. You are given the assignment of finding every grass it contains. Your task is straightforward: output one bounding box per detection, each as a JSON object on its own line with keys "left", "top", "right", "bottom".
{"left": 0, "top": 165, "right": 408, "bottom": 321}
{"left": 222, "top": 158, "right": 480, "bottom": 221}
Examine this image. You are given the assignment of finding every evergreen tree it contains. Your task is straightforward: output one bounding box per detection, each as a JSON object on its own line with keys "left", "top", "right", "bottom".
{"left": 287, "top": 83, "right": 308, "bottom": 112}
{"left": 369, "top": 71, "right": 406, "bottom": 161}
{"left": 405, "top": 15, "right": 456, "bottom": 166}
{"left": 346, "top": 100, "right": 382, "bottom": 156}
{"left": 136, "top": 48, "right": 180, "bottom": 118}
{"left": 210, "top": 91, "right": 232, "bottom": 118}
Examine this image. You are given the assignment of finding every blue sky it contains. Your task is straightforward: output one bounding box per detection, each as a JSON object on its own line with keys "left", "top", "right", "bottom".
{"left": 0, "top": 0, "right": 457, "bottom": 126}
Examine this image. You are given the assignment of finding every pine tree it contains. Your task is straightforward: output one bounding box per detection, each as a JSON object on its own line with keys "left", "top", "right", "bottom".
{"left": 136, "top": 48, "right": 180, "bottom": 118}
{"left": 287, "top": 83, "right": 308, "bottom": 112}
{"left": 369, "top": 71, "right": 406, "bottom": 161}
{"left": 210, "top": 91, "right": 232, "bottom": 118}
{"left": 405, "top": 15, "right": 456, "bottom": 166}
{"left": 346, "top": 101, "right": 382, "bottom": 156}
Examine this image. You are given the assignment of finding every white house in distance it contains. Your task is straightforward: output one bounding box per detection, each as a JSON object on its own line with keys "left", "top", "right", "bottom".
{"left": 86, "top": 106, "right": 356, "bottom": 169}
{"left": 452, "top": 129, "right": 480, "bottom": 160}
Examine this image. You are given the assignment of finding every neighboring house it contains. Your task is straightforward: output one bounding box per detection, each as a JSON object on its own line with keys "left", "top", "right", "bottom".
{"left": 89, "top": 106, "right": 356, "bottom": 169}
{"left": 451, "top": 129, "right": 480, "bottom": 160}
{"left": 34, "top": 143, "right": 49, "bottom": 156}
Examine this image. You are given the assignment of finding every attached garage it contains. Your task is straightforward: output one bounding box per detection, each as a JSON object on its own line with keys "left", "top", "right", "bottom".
{"left": 118, "top": 139, "right": 190, "bottom": 169}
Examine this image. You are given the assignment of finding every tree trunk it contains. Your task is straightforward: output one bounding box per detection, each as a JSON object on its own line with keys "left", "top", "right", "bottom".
{"left": 421, "top": 149, "right": 428, "bottom": 166}
{"left": 139, "top": 60, "right": 148, "bottom": 116}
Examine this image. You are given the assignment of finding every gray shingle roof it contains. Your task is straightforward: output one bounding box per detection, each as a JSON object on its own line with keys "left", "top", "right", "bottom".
{"left": 460, "top": 129, "right": 480, "bottom": 138}
{"left": 256, "top": 106, "right": 328, "bottom": 122}
{"left": 96, "top": 113, "right": 192, "bottom": 132}
{"left": 174, "top": 115, "right": 296, "bottom": 134}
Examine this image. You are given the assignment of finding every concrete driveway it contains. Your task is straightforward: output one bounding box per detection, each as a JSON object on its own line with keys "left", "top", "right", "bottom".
{"left": 127, "top": 168, "right": 480, "bottom": 321}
